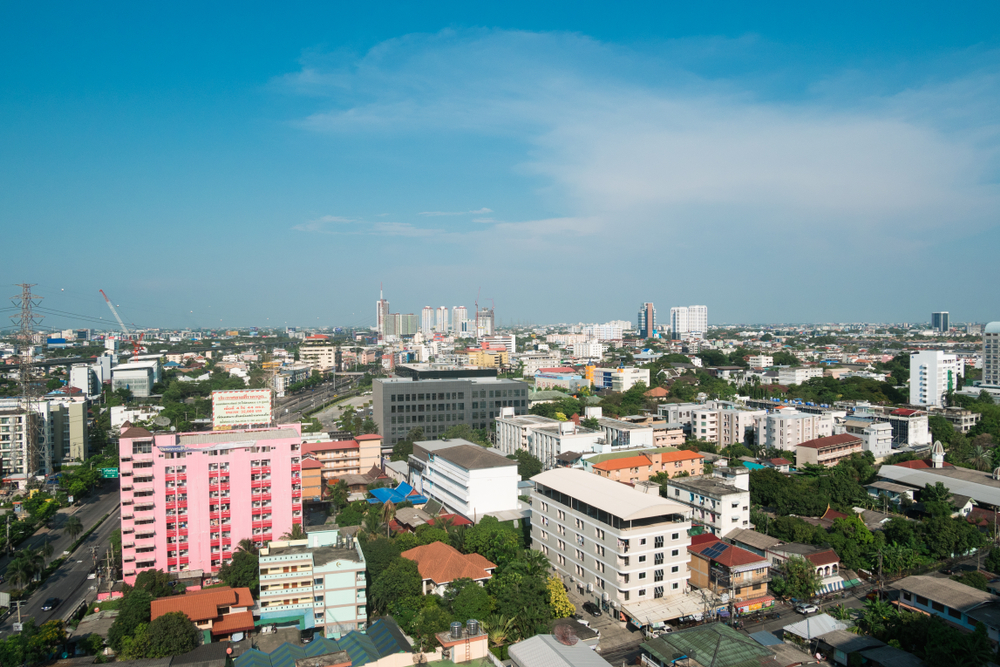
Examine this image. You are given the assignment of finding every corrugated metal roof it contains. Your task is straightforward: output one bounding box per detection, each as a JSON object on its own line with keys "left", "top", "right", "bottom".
{"left": 878, "top": 465, "right": 1000, "bottom": 506}
{"left": 642, "top": 623, "right": 773, "bottom": 667}
{"left": 783, "top": 613, "right": 848, "bottom": 640}
{"left": 508, "top": 634, "right": 614, "bottom": 667}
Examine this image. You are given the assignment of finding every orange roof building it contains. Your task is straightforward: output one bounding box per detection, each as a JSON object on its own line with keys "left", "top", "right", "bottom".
{"left": 151, "top": 586, "right": 255, "bottom": 639}
{"left": 592, "top": 449, "right": 704, "bottom": 484}
{"left": 401, "top": 541, "right": 496, "bottom": 596}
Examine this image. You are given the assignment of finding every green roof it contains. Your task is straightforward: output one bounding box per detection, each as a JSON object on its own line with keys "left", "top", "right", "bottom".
{"left": 641, "top": 623, "right": 773, "bottom": 667}
{"left": 585, "top": 446, "right": 679, "bottom": 465}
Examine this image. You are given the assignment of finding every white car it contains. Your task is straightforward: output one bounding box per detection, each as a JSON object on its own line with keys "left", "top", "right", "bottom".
{"left": 796, "top": 603, "right": 819, "bottom": 614}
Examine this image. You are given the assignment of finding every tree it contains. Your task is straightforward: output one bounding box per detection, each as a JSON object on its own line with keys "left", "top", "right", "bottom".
{"left": 448, "top": 580, "right": 495, "bottom": 621}
{"left": 952, "top": 571, "right": 990, "bottom": 591}
{"left": 133, "top": 569, "right": 178, "bottom": 597}
{"left": 118, "top": 623, "right": 151, "bottom": 660}
{"left": 219, "top": 549, "right": 260, "bottom": 594}
{"left": 581, "top": 417, "right": 600, "bottom": 430}
{"left": 920, "top": 482, "right": 954, "bottom": 517}
{"left": 146, "top": 611, "right": 199, "bottom": 658}
{"left": 546, "top": 576, "right": 575, "bottom": 618}
{"left": 771, "top": 555, "right": 821, "bottom": 600}
{"left": 108, "top": 589, "right": 154, "bottom": 652}
{"left": 281, "top": 523, "right": 306, "bottom": 540}
{"left": 360, "top": 538, "right": 401, "bottom": 582}
{"left": 463, "top": 517, "right": 522, "bottom": 567}
{"left": 328, "top": 479, "right": 349, "bottom": 509}
{"left": 64, "top": 516, "right": 83, "bottom": 543}
{"left": 985, "top": 548, "right": 1000, "bottom": 574}
{"left": 507, "top": 451, "right": 542, "bottom": 479}
{"left": 370, "top": 558, "right": 422, "bottom": 614}
{"left": 481, "top": 615, "right": 515, "bottom": 651}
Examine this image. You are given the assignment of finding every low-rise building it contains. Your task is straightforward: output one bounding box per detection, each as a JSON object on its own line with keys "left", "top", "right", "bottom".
{"left": 776, "top": 366, "right": 824, "bottom": 385}
{"left": 795, "top": 434, "right": 864, "bottom": 468}
{"left": 926, "top": 406, "right": 981, "bottom": 434}
{"left": 591, "top": 367, "right": 650, "bottom": 392}
{"left": 531, "top": 468, "right": 693, "bottom": 617}
{"left": 895, "top": 575, "right": 1000, "bottom": 640}
{"left": 664, "top": 476, "right": 751, "bottom": 536}
{"left": 495, "top": 413, "right": 604, "bottom": 469}
{"left": 258, "top": 529, "right": 367, "bottom": 638}
{"left": 401, "top": 541, "right": 495, "bottom": 595}
{"left": 687, "top": 535, "right": 771, "bottom": 608}
{"left": 758, "top": 408, "right": 834, "bottom": 451}
{"left": 303, "top": 437, "right": 381, "bottom": 481}
{"left": 151, "top": 585, "right": 255, "bottom": 642}
{"left": 592, "top": 450, "right": 704, "bottom": 483}
{"left": 597, "top": 417, "right": 655, "bottom": 450}
{"left": 408, "top": 439, "right": 520, "bottom": 519}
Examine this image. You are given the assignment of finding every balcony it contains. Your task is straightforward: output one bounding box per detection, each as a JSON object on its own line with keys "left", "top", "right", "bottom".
{"left": 253, "top": 492, "right": 272, "bottom": 501}
{"left": 253, "top": 520, "right": 273, "bottom": 529}
{"left": 291, "top": 464, "right": 301, "bottom": 472}
{"left": 291, "top": 489, "right": 302, "bottom": 498}
{"left": 252, "top": 466, "right": 271, "bottom": 475}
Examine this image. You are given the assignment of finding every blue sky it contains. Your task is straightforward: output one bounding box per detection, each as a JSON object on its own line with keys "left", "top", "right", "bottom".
{"left": 2, "top": 2, "right": 999, "bottom": 331}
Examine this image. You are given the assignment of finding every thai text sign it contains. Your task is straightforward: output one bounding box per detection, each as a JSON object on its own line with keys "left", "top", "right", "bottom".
{"left": 212, "top": 389, "right": 272, "bottom": 430}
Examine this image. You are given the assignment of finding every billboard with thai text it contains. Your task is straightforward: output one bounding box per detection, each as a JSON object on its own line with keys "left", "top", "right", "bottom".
{"left": 211, "top": 389, "right": 272, "bottom": 430}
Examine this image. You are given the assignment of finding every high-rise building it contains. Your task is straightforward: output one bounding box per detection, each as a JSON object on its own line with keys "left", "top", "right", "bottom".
{"left": 435, "top": 306, "right": 449, "bottom": 333}
{"left": 452, "top": 306, "right": 468, "bottom": 334}
{"left": 688, "top": 305, "right": 708, "bottom": 334}
{"left": 117, "top": 424, "right": 304, "bottom": 584}
{"left": 637, "top": 302, "right": 656, "bottom": 339}
{"left": 376, "top": 290, "right": 390, "bottom": 338}
{"left": 931, "top": 312, "right": 950, "bottom": 333}
{"left": 909, "top": 350, "right": 961, "bottom": 407}
{"left": 476, "top": 308, "right": 495, "bottom": 337}
{"left": 985, "top": 323, "right": 1000, "bottom": 387}
{"left": 670, "top": 307, "right": 688, "bottom": 339}
{"left": 421, "top": 306, "right": 434, "bottom": 335}
{"left": 399, "top": 313, "right": 418, "bottom": 336}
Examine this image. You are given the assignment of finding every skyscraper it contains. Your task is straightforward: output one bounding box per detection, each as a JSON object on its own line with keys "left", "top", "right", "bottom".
{"left": 421, "top": 306, "right": 434, "bottom": 335}
{"left": 436, "top": 306, "right": 449, "bottom": 333}
{"left": 637, "top": 302, "right": 656, "bottom": 339}
{"left": 984, "top": 322, "right": 1000, "bottom": 387}
{"left": 909, "top": 350, "right": 961, "bottom": 406}
{"left": 476, "top": 308, "right": 495, "bottom": 337}
{"left": 688, "top": 305, "right": 708, "bottom": 335}
{"left": 670, "top": 307, "right": 688, "bottom": 340}
{"left": 452, "top": 306, "right": 468, "bottom": 335}
{"left": 376, "top": 288, "right": 389, "bottom": 338}
{"left": 931, "top": 312, "right": 950, "bottom": 333}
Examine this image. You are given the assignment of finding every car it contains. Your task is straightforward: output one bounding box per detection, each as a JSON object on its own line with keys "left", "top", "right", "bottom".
{"left": 795, "top": 603, "right": 818, "bottom": 614}
{"left": 41, "top": 598, "right": 60, "bottom": 611}
{"left": 582, "top": 601, "right": 603, "bottom": 617}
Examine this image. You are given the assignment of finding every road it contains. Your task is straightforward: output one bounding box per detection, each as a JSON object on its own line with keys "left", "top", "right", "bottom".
{"left": 275, "top": 378, "right": 359, "bottom": 423}
{"left": 0, "top": 481, "right": 121, "bottom": 633}
{"left": 311, "top": 395, "right": 372, "bottom": 431}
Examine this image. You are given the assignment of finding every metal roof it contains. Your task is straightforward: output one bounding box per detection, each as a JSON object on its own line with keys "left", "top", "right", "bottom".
{"left": 532, "top": 468, "right": 690, "bottom": 522}
{"left": 893, "top": 575, "right": 997, "bottom": 611}
{"left": 642, "top": 623, "right": 774, "bottom": 667}
{"left": 877, "top": 465, "right": 1000, "bottom": 506}
{"left": 508, "top": 634, "right": 614, "bottom": 667}
{"left": 782, "top": 613, "right": 848, "bottom": 640}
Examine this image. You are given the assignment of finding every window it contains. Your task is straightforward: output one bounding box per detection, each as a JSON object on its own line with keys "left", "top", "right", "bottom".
{"left": 948, "top": 607, "right": 962, "bottom": 619}
{"left": 916, "top": 595, "right": 929, "bottom": 606}
{"left": 639, "top": 589, "right": 646, "bottom": 596}
{"left": 931, "top": 601, "right": 945, "bottom": 612}
{"left": 671, "top": 565, "right": 679, "bottom": 573}
{"left": 654, "top": 586, "right": 664, "bottom": 598}
{"left": 314, "top": 578, "right": 323, "bottom": 586}
{"left": 638, "top": 572, "right": 646, "bottom": 580}
{"left": 672, "top": 582, "right": 679, "bottom": 590}
{"left": 671, "top": 549, "right": 679, "bottom": 557}
{"left": 654, "top": 553, "right": 663, "bottom": 565}
{"left": 655, "top": 536, "right": 664, "bottom": 548}
{"left": 654, "top": 570, "right": 663, "bottom": 582}
{"left": 672, "top": 533, "right": 679, "bottom": 540}
{"left": 638, "top": 555, "right": 646, "bottom": 563}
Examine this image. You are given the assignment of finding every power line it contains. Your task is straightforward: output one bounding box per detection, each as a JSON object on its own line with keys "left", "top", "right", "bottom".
{"left": 10, "top": 284, "right": 43, "bottom": 484}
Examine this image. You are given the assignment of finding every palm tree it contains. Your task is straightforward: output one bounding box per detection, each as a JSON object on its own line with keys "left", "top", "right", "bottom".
{"left": 39, "top": 540, "right": 54, "bottom": 560}
{"left": 64, "top": 515, "right": 84, "bottom": 541}
{"left": 6, "top": 558, "right": 34, "bottom": 590}
{"left": 236, "top": 538, "right": 258, "bottom": 555}
{"left": 971, "top": 445, "right": 992, "bottom": 472}
{"left": 381, "top": 501, "right": 396, "bottom": 538}
{"left": 481, "top": 615, "right": 515, "bottom": 650}
{"left": 854, "top": 598, "right": 898, "bottom": 639}
{"left": 519, "top": 549, "right": 551, "bottom": 578}
{"left": 281, "top": 524, "right": 306, "bottom": 541}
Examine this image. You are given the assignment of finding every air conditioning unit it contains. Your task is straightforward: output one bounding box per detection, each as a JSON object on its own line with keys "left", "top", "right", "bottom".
{"left": 587, "top": 583, "right": 594, "bottom": 593}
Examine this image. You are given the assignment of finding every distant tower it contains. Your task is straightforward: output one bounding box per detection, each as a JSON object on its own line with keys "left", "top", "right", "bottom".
{"left": 637, "top": 303, "right": 656, "bottom": 339}
{"left": 452, "top": 306, "right": 468, "bottom": 335}
{"left": 931, "top": 440, "right": 945, "bottom": 469}
{"left": 670, "top": 306, "right": 688, "bottom": 340}
{"left": 931, "top": 312, "right": 950, "bottom": 333}
{"left": 985, "top": 322, "right": 1000, "bottom": 387}
{"left": 435, "top": 306, "right": 449, "bottom": 333}
{"left": 421, "top": 306, "right": 434, "bottom": 336}
{"left": 688, "top": 305, "right": 708, "bottom": 335}
{"left": 376, "top": 285, "right": 389, "bottom": 339}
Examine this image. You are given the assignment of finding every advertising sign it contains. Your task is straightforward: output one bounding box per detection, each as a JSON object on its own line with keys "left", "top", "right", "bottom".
{"left": 212, "top": 389, "right": 273, "bottom": 430}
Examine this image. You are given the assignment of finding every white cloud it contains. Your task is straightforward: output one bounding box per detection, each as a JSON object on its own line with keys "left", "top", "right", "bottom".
{"left": 291, "top": 215, "right": 357, "bottom": 233}
{"left": 417, "top": 207, "right": 493, "bottom": 216}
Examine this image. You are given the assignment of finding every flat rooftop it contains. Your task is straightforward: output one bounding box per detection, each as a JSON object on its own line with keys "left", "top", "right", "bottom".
{"left": 532, "top": 468, "right": 689, "bottom": 522}
{"left": 263, "top": 543, "right": 362, "bottom": 568}
{"left": 666, "top": 476, "right": 744, "bottom": 497}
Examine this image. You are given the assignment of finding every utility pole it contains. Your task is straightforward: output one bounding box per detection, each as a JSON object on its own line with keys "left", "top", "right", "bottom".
{"left": 11, "top": 285, "right": 43, "bottom": 484}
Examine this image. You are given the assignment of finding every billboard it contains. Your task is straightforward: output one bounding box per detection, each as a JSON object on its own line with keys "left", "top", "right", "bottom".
{"left": 212, "top": 389, "right": 273, "bottom": 430}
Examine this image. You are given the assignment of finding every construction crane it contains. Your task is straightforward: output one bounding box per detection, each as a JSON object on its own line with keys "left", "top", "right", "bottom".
{"left": 99, "top": 289, "right": 129, "bottom": 334}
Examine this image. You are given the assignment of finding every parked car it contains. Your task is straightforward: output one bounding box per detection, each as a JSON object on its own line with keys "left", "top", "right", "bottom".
{"left": 582, "top": 601, "right": 603, "bottom": 617}
{"left": 41, "top": 598, "right": 60, "bottom": 611}
{"left": 795, "top": 603, "right": 818, "bottom": 615}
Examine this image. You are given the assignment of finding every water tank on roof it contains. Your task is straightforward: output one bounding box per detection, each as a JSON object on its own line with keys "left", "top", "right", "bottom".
{"left": 467, "top": 619, "right": 480, "bottom": 636}
{"left": 450, "top": 622, "right": 463, "bottom": 639}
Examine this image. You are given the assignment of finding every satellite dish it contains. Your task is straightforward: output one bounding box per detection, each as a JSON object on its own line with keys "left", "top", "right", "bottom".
{"left": 721, "top": 593, "right": 730, "bottom": 603}
{"left": 153, "top": 416, "right": 171, "bottom": 427}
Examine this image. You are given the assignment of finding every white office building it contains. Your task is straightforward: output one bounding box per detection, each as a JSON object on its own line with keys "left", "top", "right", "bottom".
{"left": 531, "top": 468, "right": 693, "bottom": 612}
{"left": 69, "top": 364, "right": 101, "bottom": 397}
{"left": 776, "top": 367, "right": 824, "bottom": 385}
{"left": 687, "top": 306, "right": 708, "bottom": 335}
{"left": 663, "top": 475, "right": 751, "bottom": 536}
{"left": 573, "top": 341, "right": 605, "bottom": 359}
{"left": 691, "top": 407, "right": 765, "bottom": 448}
{"left": 452, "top": 306, "right": 469, "bottom": 336}
{"left": 670, "top": 307, "right": 688, "bottom": 340}
{"left": 495, "top": 413, "right": 604, "bottom": 469}
{"left": 436, "top": 306, "right": 450, "bottom": 333}
{"left": 757, "top": 409, "right": 833, "bottom": 451}
{"left": 747, "top": 355, "right": 773, "bottom": 369}
{"left": 421, "top": 307, "right": 434, "bottom": 335}
{"left": 597, "top": 417, "right": 655, "bottom": 450}
{"left": 408, "top": 439, "right": 520, "bottom": 519}
{"left": 909, "top": 350, "right": 961, "bottom": 407}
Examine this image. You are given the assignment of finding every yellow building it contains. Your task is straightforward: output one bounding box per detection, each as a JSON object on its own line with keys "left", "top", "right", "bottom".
{"left": 466, "top": 349, "right": 509, "bottom": 367}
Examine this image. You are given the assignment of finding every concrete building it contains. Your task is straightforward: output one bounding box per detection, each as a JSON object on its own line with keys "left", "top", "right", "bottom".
{"left": 435, "top": 306, "right": 449, "bottom": 333}
{"left": 844, "top": 420, "right": 893, "bottom": 459}
{"left": 983, "top": 322, "right": 1000, "bottom": 387}
{"left": 117, "top": 424, "right": 304, "bottom": 583}
{"left": 669, "top": 307, "right": 688, "bottom": 340}
{"left": 746, "top": 355, "right": 773, "bottom": 369}
{"left": 591, "top": 367, "right": 650, "bottom": 392}
{"left": 795, "top": 434, "right": 864, "bottom": 468}
{"left": 112, "top": 360, "right": 162, "bottom": 397}
{"left": 298, "top": 342, "right": 339, "bottom": 372}
{"left": 69, "top": 364, "right": 101, "bottom": 397}
{"left": 931, "top": 312, "right": 951, "bottom": 333}
{"left": 592, "top": 450, "right": 704, "bottom": 484}
{"left": 531, "top": 468, "right": 693, "bottom": 616}
{"left": 572, "top": 341, "right": 605, "bottom": 359}
{"left": 664, "top": 475, "right": 751, "bottom": 536}
{"left": 597, "top": 417, "right": 655, "bottom": 450}
{"left": 151, "top": 586, "right": 255, "bottom": 642}
{"left": 258, "top": 529, "right": 367, "bottom": 638}
{"left": 690, "top": 407, "right": 765, "bottom": 448}
{"left": 534, "top": 369, "right": 590, "bottom": 392}
{"left": 925, "top": 406, "right": 981, "bottom": 434}
{"left": 495, "top": 413, "right": 604, "bottom": 470}
{"left": 408, "top": 439, "right": 520, "bottom": 519}
{"left": 0, "top": 398, "right": 89, "bottom": 485}
{"left": 687, "top": 535, "right": 770, "bottom": 605}
{"left": 638, "top": 303, "right": 656, "bottom": 339}
{"left": 373, "top": 375, "right": 529, "bottom": 447}
{"left": 758, "top": 409, "right": 834, "bottom": 451}
{"left": 865, "top": 407, "right": 932, "bottom": 447}
{"left": 776, "top": 367, "right": 824, "bottom": 385}
{"left": 465, "top": 348, "right": 509, "bottom": 368}
{"left": 687, "top": 306, "right": 708, "bottom": 335}
{"left": 519, "top": 354, "right": 560, "bottom": 378}
{"left": 657, "top": 402, "right": 700, "bottom": 429}
{"left": 910, "top": 350, "right": 961, "bottom": 407}
{"left": 376, "top": 295, "right": 390, "bottom": 338}
{"left": 452, "top": 306, "right": 468, "bottom": 335}
{"left": 302, "top": 436, "right": 382, "bottom": 482}
{"left": 895, "top": 575, "right": 999, "bottom": 640}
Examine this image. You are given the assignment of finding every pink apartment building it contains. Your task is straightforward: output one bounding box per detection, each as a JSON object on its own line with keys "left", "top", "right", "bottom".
{"left": 119, "top": 424, "right": 304, "bottom": 584}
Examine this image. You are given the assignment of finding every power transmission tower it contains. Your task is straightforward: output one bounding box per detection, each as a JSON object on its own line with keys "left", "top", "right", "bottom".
{"left": 10, "top": 284, "right": 43, "bottom": 485}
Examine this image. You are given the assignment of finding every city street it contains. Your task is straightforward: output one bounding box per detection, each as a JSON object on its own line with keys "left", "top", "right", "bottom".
{"left": 0, "top": 481, "right": 121, "bottom": 633}
{"left": 311, "top": 394, "right": 371, "bottom": 431}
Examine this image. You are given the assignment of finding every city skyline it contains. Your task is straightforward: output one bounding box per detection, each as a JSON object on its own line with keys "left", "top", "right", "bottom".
{"left": 3, "top": 3, "right": 1000, "bottom": 328}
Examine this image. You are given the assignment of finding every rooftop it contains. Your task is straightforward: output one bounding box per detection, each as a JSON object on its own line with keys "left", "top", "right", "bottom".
{"left": 508, "top": 634, "right": 613, "bottom": 667}
{"left": 666, "top": 475, "right": 744, "bottom": 497}
{"left": 532, "top": 468, "right": 690, "bottom": 522}
{"left": 150, "top": 586, "right": 253, "bottom": 623}
{"left": 724, "top": 528, "right": 781, "bottom": 552}
{"left": 893, "top": 575, "right": 997, "bottom": 611}
{"left": 401, "top": 541, "right": 495, "bottom": 584}
{"left": 262, "top": 542, "right": 361, "bottom": 568}
{"left": 797, "top": 433, "right": 863, "bottom": 450}
{"left": 177, "top": 428, "right": 299, "bottom": 446}
{"left": 641, "top": 623, "right": 773, "bottom": 667}
{"left": 878, "top": 464, "right": 1000, "bottom": 505}
{"left": 593, "top": 454, "right": 653, "bottom": 472}
{"left": 415, "top": 440, "right": 516, "bottom": 470}
{"left": 689, "top": 538, "right": 767, "bottom": 568}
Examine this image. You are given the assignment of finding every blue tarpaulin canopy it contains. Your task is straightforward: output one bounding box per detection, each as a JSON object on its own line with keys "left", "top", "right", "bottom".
{"left": 367, "top": 482, "right": 428, "bottom": 505}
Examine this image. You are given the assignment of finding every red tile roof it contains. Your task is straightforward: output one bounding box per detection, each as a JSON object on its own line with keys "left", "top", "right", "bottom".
{"left": 821, "top": 507, "right": 851, "bottom": 521}
{"left": 689, "top": 541, "right": 765, "bottom": 567}
{"left": 797, "top": 433, "right": 863, "bottom": 450}
{"left": 119, "top": 426, "right": 153, "bottom": 439}
{"left": 402, "top": 542, "right": 495, "bottom": 584}
{"left": 593, "top": 455, "right": 653, "bottom": 472}
{"left": 894, "top": 459, "right": 954, "bottom": 469}
{"left": 211, "top": 610, "right": 255, "bottom": 635}
{"left": 427, "top": 513, "right": 473, "bottom": 528}
{"left": 301, "top": 458, "right": 324, "bottom": 469}
{"left": 690, "top": 533, "right": 720, "bottom": 546}
{"left": 538, "top": 367, "right": 576, "bottom": 374}
{"left": 806, "top": 549, "right": 840, "bottom": 567}
{"left": 356, "top": 434, "right": 383, "bottom": 441}
{"left": 151, "top": 586, "right": 254, "bottom": 622}
{"left": 660, "top": 450, "right": 704, "bottom": 463}
{"left": 769, "top": 458, "right": 792, "bottom": 466}
{"left": 303, "top": 440, "right": 358, "bottom": 454}
{"left": 644, "top": 387, "right": 669, "bottom": 398}
{"left": 891, "top": 408, "right": 921, "bottom": 416}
